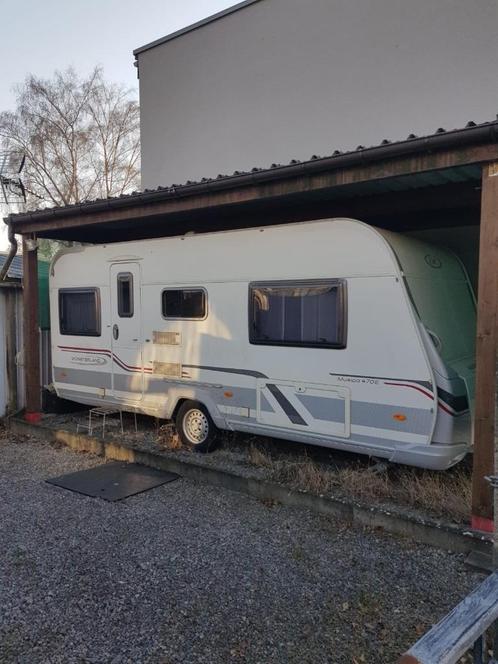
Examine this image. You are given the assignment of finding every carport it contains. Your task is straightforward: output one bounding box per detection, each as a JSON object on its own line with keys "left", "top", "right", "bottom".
{"left": 5, "top": 120, "right": 498, "bottom": 531}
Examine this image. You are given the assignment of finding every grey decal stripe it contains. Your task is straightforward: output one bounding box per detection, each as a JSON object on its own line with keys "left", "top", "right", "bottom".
{"left": 260, "top": 393, "right": 274, "bottom": 413}
{"left": 351, "top": 400, "right": 432, "bottom": 435}
{"left": 216, "top": 386, "right": 274, "bottom": 413}
{"left": 297, "top": 394, "right": 345, "bottom": 423}
{"left": 53, "top": 367, "right": 112, "bottom": 389}
{"left": 437, "top": 387, "right": 469, "bottom": 413}
{"left": 266, "top": 384, "right": 308, "bottom": 426}
{"left": 54, "top": 368, "right": 433, "bottom": 432}
{"left": 297, "top": 394, "right": 433, "bottom": 435}
{"left": 183, "top": 365, "right": 268, "bottom": 378}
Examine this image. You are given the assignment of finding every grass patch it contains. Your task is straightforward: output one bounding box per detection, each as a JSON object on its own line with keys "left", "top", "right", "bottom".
{"left": 156, "top": 423, "right": 182, "bottom": 450}
{"left": 247, "top": 443, "right": 471, "bottom": 523}
{"left": 248, "top": 443, "right": 274, "bottom": 468}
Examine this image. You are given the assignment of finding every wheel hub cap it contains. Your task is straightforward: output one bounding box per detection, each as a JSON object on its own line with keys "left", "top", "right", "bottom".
{"left": 184, "top": 409, "right": 209, "bottom": 445}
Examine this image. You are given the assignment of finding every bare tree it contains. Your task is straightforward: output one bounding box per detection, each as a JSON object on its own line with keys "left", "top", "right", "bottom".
{"left": 0, "top": 67, "right": 140, "bottom": 210}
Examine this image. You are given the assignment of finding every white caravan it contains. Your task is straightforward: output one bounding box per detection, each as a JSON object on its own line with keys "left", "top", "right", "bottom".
{"left": 50, "top": 218, "right": 476, "bottom": 469}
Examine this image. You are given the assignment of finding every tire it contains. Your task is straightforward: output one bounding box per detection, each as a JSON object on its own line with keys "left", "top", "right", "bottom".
{"left": 175, "top": 400, "right": 218, "bottom": 453}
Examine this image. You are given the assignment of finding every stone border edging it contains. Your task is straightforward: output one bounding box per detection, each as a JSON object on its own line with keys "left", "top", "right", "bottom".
{"left": 10, "top": 418, "right": 491, "bottom": 555}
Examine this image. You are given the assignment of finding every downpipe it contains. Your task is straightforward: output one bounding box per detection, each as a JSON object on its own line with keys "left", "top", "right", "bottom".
{"left": 0, "top": 219, "right": 18, "bottom": 281}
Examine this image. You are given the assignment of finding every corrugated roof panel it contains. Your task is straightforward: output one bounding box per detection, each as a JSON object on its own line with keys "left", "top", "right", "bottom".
{"left": 8, "top": 120, "right": 493, "bottom": 227}
{"left": 0, "top": 253, "right": 22, "bottom": 279}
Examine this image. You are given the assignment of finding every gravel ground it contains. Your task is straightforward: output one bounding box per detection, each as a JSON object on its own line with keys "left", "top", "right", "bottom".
{"left": 0, "top": 433, "right": 484, "bottom": 664}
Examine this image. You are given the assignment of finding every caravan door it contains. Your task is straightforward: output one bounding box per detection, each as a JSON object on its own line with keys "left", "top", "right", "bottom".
{"left": 109, "top": 263, "right": 144, "bottom": 401}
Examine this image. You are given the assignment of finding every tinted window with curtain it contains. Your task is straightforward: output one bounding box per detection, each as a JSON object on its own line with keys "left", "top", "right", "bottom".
{"left": 162, "top": 289, "right": 206, "bottom": 319}
{"left": 59, "top": 288, "right": 101, "bottom": 336}
{"left": 250, "top": 281, "right": 346, "bottom": 348}
{"left": 117, "top": 273, "right": 133, "bottom": 317}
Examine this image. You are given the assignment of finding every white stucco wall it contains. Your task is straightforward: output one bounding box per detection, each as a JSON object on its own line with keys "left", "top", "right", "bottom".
{"left": 137, "top": 0, "right": 498, "bottom": 189}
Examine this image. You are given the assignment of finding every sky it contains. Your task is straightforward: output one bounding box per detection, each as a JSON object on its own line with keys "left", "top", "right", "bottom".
{"left": 0, "top": 0, "right": 237, "bottom": 110}
{"left": 0, "top": 0, "right": 237, "bottom": 248}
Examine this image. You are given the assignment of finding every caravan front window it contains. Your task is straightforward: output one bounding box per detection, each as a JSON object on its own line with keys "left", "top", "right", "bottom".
{"left": 59, "top": 288, "right": 101, "bottom": 337}
{"left": 249, "top": 280, "right": 347, "bottom": 348}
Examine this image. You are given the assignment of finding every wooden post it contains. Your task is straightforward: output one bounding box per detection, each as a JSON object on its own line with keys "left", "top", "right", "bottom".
{"left": 494, "top": 340, "right": 498, "bottom": 566}
{"left": 472, "top": 163, "right": 498, "bottom": 532}
{"left": 5, "top": 288, "right": 18, "bottom": 414}
{"left": 22, "top": 235, "right": 41, "bottom": 422}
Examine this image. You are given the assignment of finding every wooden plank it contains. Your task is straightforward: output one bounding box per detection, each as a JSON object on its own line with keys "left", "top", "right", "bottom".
{"left": 22, "top": 237, "right": 41, "bottom": 420}
{"left": 399, "top": 570, "right": 498, "bottom": 663}
{"left": 9, "top": 143, "right": 498, "bottom": 236}
{"left": 472, "top": 163, "right": 498, "bottom": 529}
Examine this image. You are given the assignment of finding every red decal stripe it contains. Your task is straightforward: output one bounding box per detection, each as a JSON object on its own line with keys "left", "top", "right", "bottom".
{"left": 384, "top": 382, "right": 434, "bottom": 401}
{"left": 437, "top": 400, "right": 455, "bottom": 416}
{"left": 385, "top": 381, "right": 461, "bottom": 417}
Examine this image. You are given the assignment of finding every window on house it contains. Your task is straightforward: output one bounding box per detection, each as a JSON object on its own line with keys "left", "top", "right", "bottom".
{"left": 161, "top": 289, "right": 206, "bottom": 319}
{"left": 117, "top": 273, "right": 133, "bottom": 318}
{"left": 249, "top": 280, "right": 347, "bottom": 348}
{"left": 59, "top": 288, "right": 101, "bottom": 336}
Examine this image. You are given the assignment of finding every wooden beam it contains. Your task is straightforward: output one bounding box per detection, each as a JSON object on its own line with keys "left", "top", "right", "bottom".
{"left": 34, "top": 182, "right": 480, "bottom": 244}
{"left": 472, "top": 163, "right": 498, "bottom": 531}
{"left": 10, "top": 143, "right": 496, "bottom": 237}
{"left": 398, "top": 569, "right": 498, "bottom": 663}
{"left": 22, "top": 236, "right": 41, "bottom": 422}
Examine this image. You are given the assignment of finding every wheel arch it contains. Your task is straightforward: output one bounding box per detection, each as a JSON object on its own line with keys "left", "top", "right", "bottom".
{"left": 168, "top": 390, "right": 226, "bottom": 429}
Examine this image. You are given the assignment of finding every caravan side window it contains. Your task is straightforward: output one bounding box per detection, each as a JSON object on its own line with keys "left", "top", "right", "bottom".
{"left": 249, "top": 280, "right": 347, "bottom": 348}
{"left": 59, "top": 288, "right": 101, "bottom": 336}
{"left": 117, "top": 273, "right": 133, "bottom": 318}
{"left": 161, "top": 288, "right": 207, "bottom": 319}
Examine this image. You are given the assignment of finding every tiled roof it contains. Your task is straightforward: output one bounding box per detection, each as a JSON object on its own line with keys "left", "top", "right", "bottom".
{"left": 9, "top": 118, "right": 498, "bottom": 223}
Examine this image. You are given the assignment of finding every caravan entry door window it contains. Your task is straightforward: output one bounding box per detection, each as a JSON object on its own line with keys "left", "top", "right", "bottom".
{"left": 117, "top": 273, "right": 134, "bottom": 317}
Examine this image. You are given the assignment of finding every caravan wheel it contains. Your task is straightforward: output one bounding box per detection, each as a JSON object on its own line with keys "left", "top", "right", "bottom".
{"left": 176, "top": 401, "right": 218, "bottom": 453}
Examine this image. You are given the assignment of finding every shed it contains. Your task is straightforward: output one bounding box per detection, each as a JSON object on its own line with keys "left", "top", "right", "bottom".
{"left": 0, "top": 252, "right": 50, "bottom": 417}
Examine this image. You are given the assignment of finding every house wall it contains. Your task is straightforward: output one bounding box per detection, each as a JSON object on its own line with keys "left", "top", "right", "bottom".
{"left": 137, "top": 0, "right": 498, "bottom": 188}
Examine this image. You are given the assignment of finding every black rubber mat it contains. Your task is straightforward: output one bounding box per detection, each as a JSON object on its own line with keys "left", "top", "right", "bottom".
{"left": 46, "top": 462, "right": 179, "bottom": 501}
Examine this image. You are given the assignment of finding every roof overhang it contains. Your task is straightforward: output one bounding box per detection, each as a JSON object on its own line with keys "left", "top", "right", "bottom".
{"left": 133, "top": 0, "right": 264, "bottom": 57}
{"left": 7, "top": 121, "right": 498, "bottom": 243}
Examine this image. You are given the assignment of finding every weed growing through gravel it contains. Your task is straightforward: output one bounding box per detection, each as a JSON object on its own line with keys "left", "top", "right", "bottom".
{"left": 156, "top": 424, "right": 182, "bottom": 450}
{"left": 247, "top": 443, "right": 471, "bottom": 522}
{"left": 248, "top": 443, "right": 274, "bottom": 468}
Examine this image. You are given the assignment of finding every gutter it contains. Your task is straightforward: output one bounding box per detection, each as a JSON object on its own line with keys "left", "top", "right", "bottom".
{"left": 8, "top": 120, "right": 498, "bottom": 228}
